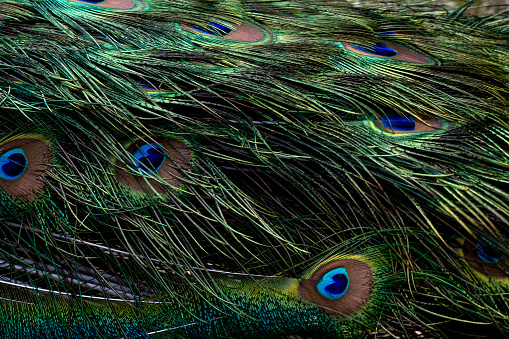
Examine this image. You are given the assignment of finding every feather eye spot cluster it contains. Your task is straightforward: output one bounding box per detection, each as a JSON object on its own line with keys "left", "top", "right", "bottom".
{"left": 299, "top": 259, "right": 373, "bottom": 316}
{"left": 0, "top": 0, "right": 508, "bottom": 336}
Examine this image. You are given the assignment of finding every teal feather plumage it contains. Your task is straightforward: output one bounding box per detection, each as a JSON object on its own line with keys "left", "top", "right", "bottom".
{"left": 0, "top": 0, "right": 508, "bottom": 337}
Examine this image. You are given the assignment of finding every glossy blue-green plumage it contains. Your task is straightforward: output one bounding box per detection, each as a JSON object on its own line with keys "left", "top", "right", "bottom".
{"left": 0, "top": 0, "right": 508, "bottom": 338}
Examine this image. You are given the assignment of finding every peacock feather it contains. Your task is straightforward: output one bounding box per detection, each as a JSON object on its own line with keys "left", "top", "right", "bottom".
{"left": 0, "top": 0, "right": 508, "bottom": 337}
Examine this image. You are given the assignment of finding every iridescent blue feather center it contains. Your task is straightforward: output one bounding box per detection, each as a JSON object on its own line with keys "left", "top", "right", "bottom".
{"left": 317, "top": 267, "right": 349, "bottom": 300}
{"left": 381, "top": 114, "right": 416, "bottom": 131}
{"left": 132, "top": 143, "right": 165, "bottom": 175}
{"left": 352, "top": 43, "right": 397, "bottom": 57}
{"left": 0, "top": 148, "right": 27, "bottom": 180}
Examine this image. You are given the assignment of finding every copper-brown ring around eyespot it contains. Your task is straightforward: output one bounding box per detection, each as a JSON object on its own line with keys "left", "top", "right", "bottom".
{"left": 298, "top": 259, "right": 373, "bottom": 316}
{"left": 181, "top": 22, "right": 267, "bottom": 43}
{"left": 0, "top": 138, "right": 52, "bottom": 201}
{"left": 343, "top": 42, "right": 432, "bottom": 64}
{"left": 373, "top": 117, "right": 442, "bottom": 134}
{"left": 462, "top": 243, "right": 509, "bottom": 278}
{"left": 65, "top": 0, "right": 146, "bottom": 10}
{"left": 115, "top": 137, "right": 192, "bottom": 194}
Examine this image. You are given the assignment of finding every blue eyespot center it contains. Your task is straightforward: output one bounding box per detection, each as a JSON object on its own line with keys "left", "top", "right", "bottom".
{"left": 352, "top": 42, "right": 397, "bottom": 57}
{"left": 133, "top": 143, "right": 165, "bottom": 175}
{"left": 0, "top": 148, "right": 27, "bottom": 180}
{"left": 476, "top": 243, "right": 504, "bottom": 264}
{"left": 316, "top": 267, "right": 349, "bottom": 300}
{"left": 189, "top": 20, "right": 233, "bottom": 37}
{"left": 380, "top": 114, "right": 416, "bottom": 131}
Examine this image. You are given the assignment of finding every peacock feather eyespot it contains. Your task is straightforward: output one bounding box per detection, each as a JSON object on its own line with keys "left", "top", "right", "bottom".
{"left": 366, "top": 114, "right": 452, "bottom": 137}
{"left": 0, "top": 148, "right": 27, "bottom": 181}
{"left": 0, "top": 135, "right": 53, "bottom": 201}
{"left": 341, "top": 41, "right": 436, "bottom": 65}
{"left": 458, "top": 238, "right": 509, "bottom": 283}
{"left": 181, "top": 18, "right": 273, "bottom": 43}
{"left": 476, "top": 243, "right": 504, "bottom": 264}
{"left": 298, "top": 258, "right": 373, "bottom": 316}
{"left": 64, "top": 0, "right": 148, "bottom": 11}
{"left": 115, "top": 136, "right": 193, "bottom": 194}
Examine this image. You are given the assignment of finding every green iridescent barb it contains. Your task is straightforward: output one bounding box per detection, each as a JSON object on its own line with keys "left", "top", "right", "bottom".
{"left": 0, "top": 0, "right": 508, "bottom": 338}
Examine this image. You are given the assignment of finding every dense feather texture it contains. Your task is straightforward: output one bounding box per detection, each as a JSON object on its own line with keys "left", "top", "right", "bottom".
{"left": 0, "top": 0, "right": 508, "bottom": 338}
